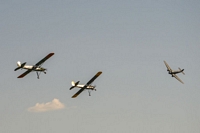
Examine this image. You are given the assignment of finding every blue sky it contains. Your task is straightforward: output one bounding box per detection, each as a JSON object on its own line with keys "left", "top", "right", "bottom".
{"left": 0, "top": 1, "right": 200, "bottom": 133}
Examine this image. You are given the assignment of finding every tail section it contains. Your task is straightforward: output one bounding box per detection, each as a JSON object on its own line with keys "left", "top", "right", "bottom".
{"left": 17, "top": 61, "right": 21, "bottom": 67}
{"left": 71, "top": 81, "right": 75, "bottom": 86}
{"left": 178, "top": 68, "right": 185, "bottom": 75}
{"left": 14, "top": 61, "right": 26, "bottom": 71}
{"left": 70, "top": 81, "right": 80, "bottom": 90}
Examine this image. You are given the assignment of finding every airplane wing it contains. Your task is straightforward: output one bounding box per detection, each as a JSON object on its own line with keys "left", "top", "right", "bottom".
{"left": 85, "top": 71, "right": 102, "bottom": 85}
{"left": 164, "top": 61, "right": 172, "bottom": 71}
{"left": 173, "top": 74, "right": 184, "bottom": 84}
{"left": 35, "top": 53, "right": 54, "bottom": 66}
{"left": 17, "top": 69, "right": 32, "bottom": 78}
{"left": 71, "top": 71, "right": 102, "bottom": 98}
{"left": 71, "top": 87, "right": 86, "bottom": 98}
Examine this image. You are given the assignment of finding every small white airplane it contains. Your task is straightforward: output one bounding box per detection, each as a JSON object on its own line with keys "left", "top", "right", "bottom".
{"left": 164, "top": 61, "right": 185, "bottom": 84}
{"left": 14, "top": 53, "right": 54, "bottom": 79}
{"left": 70, "top": 71, "right": 102, "bottom": 98}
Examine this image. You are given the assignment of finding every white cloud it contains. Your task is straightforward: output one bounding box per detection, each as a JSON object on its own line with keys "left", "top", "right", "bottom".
{"left": 28, "top": 98, "right": 65, "bottom": 113}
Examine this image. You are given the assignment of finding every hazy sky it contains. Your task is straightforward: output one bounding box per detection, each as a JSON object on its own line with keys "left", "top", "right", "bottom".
{"left": 1, "top": 1, "right": 200, "bottom": 133}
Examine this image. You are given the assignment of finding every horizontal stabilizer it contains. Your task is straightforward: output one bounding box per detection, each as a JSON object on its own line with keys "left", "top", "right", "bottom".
{"left": 14, "top": 67, "right": 21, "bottom": 71}
{"left": 21, "top": 62, "right": 26, "bottom": 68}
{"left": 75, "top": 81, "right": 80, "bottom": 86}
{"left": 70, "top": 81, "right": 80, "bottom": 90}
{"left": 69, "top": 86, "right": 75, "bottom": 90}
{"left": 178, "top": 68, "right": 185, "bottom": 75}
{"left": 14, "top": 62, "right": 26, "bottom": 71}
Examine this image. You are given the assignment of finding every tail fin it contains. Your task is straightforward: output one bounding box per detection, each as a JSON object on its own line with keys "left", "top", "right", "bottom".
{"left": 71, "top": 81, "right": 80, "bottom": 86}
{"left": 14, "top": 61, "right": 26, "bottom": 71}
{"left": 14, "top": 61, "right": 22, "bottom": 71}
{"left": 71, "top": 81, "right": 75, "bottom": 86}
{"left": 178, "top": 68, "right": 185, "bottom": 75}
{"left": 70, "top": 81, "right": 80, "bottom": 90}
{"left": 17, "top": 61, "right": 21, "bottom": 67}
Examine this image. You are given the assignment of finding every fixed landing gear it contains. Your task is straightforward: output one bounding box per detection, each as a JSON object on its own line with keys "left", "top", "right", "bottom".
{"left": 88, "top": 91, "right": 91, "bottom": 96}
{"left": 36, "top": 71, "right": 47, "bottom": 79}
{"left": 88, "top": 88, "right": 97, "bottom": 96}
{"left": 36, "top": 72, "right": 39, "bottom": 79}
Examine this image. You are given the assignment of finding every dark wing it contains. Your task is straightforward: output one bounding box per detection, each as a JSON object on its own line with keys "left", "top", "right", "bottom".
{"left": 71, "top": 87, "right": 86, "bottom": 98}
{"left": 164, "top": 61, "right": 172, "bottom": 71}
{"left": 17, "top": 69, "right": 32, "bottom": 78}
{"left": 71, "top": 71, "right": 102, "bottom": 98}
{"left": 173, "top": 74, "right": 184, "bottom": 84}
{"left": 35, "top": 53, "right": 54, "bottom": 66}
{"left": 86, "top": 71, "right": 102, "bottom": 85}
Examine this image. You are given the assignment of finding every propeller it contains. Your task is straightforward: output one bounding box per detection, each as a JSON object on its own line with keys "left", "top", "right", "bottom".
{"left": 43, "top": 68, "right": 47, "bottom": 74}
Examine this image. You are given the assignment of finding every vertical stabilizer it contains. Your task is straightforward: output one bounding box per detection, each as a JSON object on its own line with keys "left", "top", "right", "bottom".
{"left": 71, "top": 81, "right": 75, "bottom": 86}
{"left": 71, "top": 81, "right": 80, "bottom": 86}
{"left": 17, "top": 61, "right": 21, "bottom": 67}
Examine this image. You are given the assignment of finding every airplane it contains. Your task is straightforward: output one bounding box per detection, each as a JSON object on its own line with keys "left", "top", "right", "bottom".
{"left": 70, "top": 71, "right": 102, "bottom": 98}
{"left": 14, "top": 53, "right": 54, "bottom": 79}
{"left": 164, "top": 61, "right": 185, "bottom": 84}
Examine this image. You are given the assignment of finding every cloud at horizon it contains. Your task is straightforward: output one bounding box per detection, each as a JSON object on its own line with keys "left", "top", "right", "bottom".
{"left": 28, "top": 98, "right": 65, "bottom": 113}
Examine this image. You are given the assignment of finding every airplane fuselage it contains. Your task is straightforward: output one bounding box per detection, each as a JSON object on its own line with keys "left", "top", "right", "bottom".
{"left": 22, "top": 65, "right": 46, "bottom": 71}
{"left": 168, "top": 70, "right": 183, "bottom": 75}
{"left": 75, "top": 84, "right": 96, "bottom": 90}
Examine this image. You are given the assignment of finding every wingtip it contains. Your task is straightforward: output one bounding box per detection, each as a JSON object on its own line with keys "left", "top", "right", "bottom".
{"left": 71, "top": 95, "right": 77, "bottom": 98}
{"left": 45, "top": 53, "right": 54, "bottom": 59}
{"left": 97, "top": 71, "right": 102, "bottom": 75}
{"left": 49, "top": 53, "right": 55, "bottom": 56}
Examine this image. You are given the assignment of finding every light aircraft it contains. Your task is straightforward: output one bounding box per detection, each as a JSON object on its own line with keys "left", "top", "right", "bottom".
{"left": 14, "top": 53, "right": 54, "bottom": 79}
{"left": 164, "top": 61, "right": 185, "bottom": 84}
{"left": 70, "top": 71, "right": 102, "bottom": 98}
